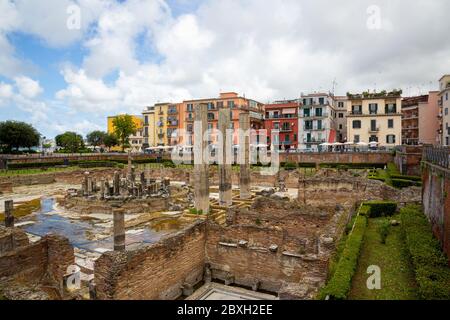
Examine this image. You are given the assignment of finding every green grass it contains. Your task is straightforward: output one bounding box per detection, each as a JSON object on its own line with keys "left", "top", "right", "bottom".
{"left": 348, "top": 216, "right": 419, "bottom": 300}
{"left": 0, "top": 166, "right": 80, "bottom": 177}
{"left": 0, "top": 198, "right": 41, "bottom": 221}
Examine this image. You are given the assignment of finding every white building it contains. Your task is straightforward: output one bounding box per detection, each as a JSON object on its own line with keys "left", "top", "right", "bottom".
{"left": 439, "top": 75, "right": 450, "bottom": 146}
{"left": 298, "top": 93, "right": 337, "bottom": 151}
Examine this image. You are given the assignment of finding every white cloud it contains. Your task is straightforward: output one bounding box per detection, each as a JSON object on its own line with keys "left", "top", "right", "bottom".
{"left": 0, "top": 82, "right": 13, "bottom": 99}
{"left": 14, "top": 76, "right": 43, "bottom": 98}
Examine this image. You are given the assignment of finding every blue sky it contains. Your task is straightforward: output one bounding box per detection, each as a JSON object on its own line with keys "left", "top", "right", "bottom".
{"left": 0, "top": 0, "right": 449, "bottom": 139}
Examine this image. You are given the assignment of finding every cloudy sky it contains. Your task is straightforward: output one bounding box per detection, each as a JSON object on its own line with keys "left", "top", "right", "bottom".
{"left": 0, "top": 0, "right": 449, "bottom": 138}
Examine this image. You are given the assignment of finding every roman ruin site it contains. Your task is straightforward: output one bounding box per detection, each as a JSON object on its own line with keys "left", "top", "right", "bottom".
{"left": 0, "top": 105, "right": 428, "bottom": 301}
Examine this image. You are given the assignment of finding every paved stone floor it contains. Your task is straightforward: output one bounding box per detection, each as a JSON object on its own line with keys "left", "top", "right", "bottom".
{"left": 187, "top": 283, "right": 278, "bottom": 300}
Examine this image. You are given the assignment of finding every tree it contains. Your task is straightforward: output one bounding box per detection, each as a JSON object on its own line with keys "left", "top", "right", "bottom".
{"left": 0, "top": 121, "right": 40, "bottom": 153}
{"left": 104, "top": 133, "right": 119, "bottom": 151}
{"left": 112, "top": 115, "right": 137, "bottom": 152}
{"left": 86, "top": 130, "right": 108, "bottom": 149}
{"left": 55, "top": 132, "right": 84, "bottom": 153}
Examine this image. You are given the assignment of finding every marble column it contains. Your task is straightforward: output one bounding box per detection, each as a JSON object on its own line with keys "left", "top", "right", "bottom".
{"left": 4, "top": 200, "right": 14, "bottom": 227}
{"left": 239, "top": 113, "right": 251, "bottom": 199}
{"left": 83, "top": 172, "right": 89, "bottom": 196}
{"left": 193, "top": 103, "right": 210, "bottom": 214}
{"left": 100, "top": 178, "right": 105, "bottom": 200}
{"left": 218, "top": 108, "right": 233, "bottom": 206}
{"left": 113, "top": 209, "right": 125, "bottom": 251}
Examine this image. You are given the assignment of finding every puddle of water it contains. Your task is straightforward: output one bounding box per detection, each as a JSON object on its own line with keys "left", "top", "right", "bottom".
{"left": 19, "top": 198, "right": 186, "bottom": 252}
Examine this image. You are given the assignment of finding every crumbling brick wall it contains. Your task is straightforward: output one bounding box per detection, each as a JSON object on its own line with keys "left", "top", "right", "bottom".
{"left": 0, "top": 234, "right": 74, "bottom": 294}
{"left": 205, "top": 222, "right": 330, "bottom": 298}
{"left": 0, "top": 227, "right": 29, "bottom": 255}
{"left": 94, "top": 221, "right": 206, "bottom": 300}
{"left": 422, "top": 162, "right": 450, "bottom": 261}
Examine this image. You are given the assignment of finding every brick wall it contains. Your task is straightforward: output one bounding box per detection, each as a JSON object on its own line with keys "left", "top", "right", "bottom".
{"left": 422, "top": 162, "right": 450, "bottom": 260}
{"left": 0, "top": 233, "right": 74, "bottom": 295}
{"left": 94, "top": 221, "right": 206, "bottom": 300}
{"left": 0, "top": 227, "right": 29, "bottom": 255}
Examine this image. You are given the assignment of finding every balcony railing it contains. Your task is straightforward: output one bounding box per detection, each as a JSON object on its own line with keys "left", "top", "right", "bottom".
{"left": 423, "top": 146, "right": 450, "bottom": 169}
{"left": 368, "top": 127, "right": 380, "bottom": 133}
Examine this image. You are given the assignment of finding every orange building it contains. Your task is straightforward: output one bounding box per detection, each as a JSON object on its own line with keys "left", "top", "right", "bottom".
{"left": 178, "top": 92, "right": 264, "bottom": 146}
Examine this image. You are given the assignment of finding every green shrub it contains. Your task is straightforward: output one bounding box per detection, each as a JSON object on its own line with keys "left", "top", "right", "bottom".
{"left": 283, "top": 162, "right": 298, "bottom": 170}
{"left": 318, "top": 215, "right": 367, "bottom": 300}
{"left": 401, "top": 205, "right": 450, "bottom": 300}
{"left": 378, "top": 220, "right": 391, "bottom": 244}
{"left": 390, "top": 174, "right": 421, "bottom": 182}
{"left": 358, "top": 205, "right": 371, "bottom": 217}
{"left": 320, "top": 163, "right": 386, "bottom": 169}
{"left": 387, "top": 163, "right": 400, "bottom": 175}
{"left": 391, "top": 178, "right": 419, "bottom": 188}
{"left": 364, "top": 201, "right": 397, "bottom": 218}
{"left": 78, "top": 161, "right": 119, "bottom": 168}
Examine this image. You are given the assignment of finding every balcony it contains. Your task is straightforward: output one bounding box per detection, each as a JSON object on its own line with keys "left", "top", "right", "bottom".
{"left": 350, "top": 111, "right": 363, "bottom": 115}
{"left": 368, "top": 127, "right": 380, "bottom": 133}
{"left": 168, "top": 109, "right": 178, "bottom": 115}
{"left": 186, "top": 117, "right": 194, "bottom": 122}
{"left": 157, "top": 121, "right": 164, "bottom": 127}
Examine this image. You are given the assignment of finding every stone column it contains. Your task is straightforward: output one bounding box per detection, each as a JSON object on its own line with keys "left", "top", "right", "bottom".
{"left": 113, "top": 209, "right": 125, "bottom": 251}
{"left": 140, "top": 171, "right": 146, "bottom": 188}
{"left": 113, "top": 171, "right": 120, "bottom": 196}
{"left": 127, "top": 151, "right": 132, "bottom": 174}
{"left": 130, "top": 166, "right": 136, "bottom": 183}
{"left": 4, "top": 200, "right": 14, "bottom": 228}
{"left": 100, "top": 178, "right": 105, "bottom": 200}
{"left": 193, "top": 103, "right": 210, "bottom": 214}
{"left": 86, "top": 173, "right": 92, "bottom": 196}
{"left": 239, "top": 113, "right": 251, "bottom": 199}
{"left": 218, "top": 108, "right": 233, "bottom": 206}
{"left": 83, "top": 172, "right": 89, "bottom": 196}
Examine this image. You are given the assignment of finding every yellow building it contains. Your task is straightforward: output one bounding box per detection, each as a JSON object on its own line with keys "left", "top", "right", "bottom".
{"left": 346, "top": 90, "right": 402, "bottom": 147}
{"left": 107, "top": 115, "right": 144, "bottom": 152}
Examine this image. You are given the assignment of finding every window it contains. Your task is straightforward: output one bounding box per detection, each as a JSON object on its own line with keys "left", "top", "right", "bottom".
{"left": 315, "top": 108, "right": 323, "bottom": 117}
{"left": 369, "top": 135, "right": 378, "bottom": 142}
{"left": 304, "top": 109, "right": 311, "bottom": 117}
{"left": 446, "top": 108, "right": 449, "bottom": 116}
{"left": 338, "top": 113, "right": 344, "bottom": 118}
{"left": 447, "top": 137, "right": 449, "bottom": 146}
{"left": 386, "top": 135, "right": 396, "bottom": 144}
{"left": 207, "top": 113, "right": 215, "bottom": 120}
{"left": 317, "top": 120, "right": 323, "bottom": 130}
{"left": 369, "top": 103, "right": 378, "bottom": 115}
{"left": 274, "top": 122, "right": 280, "bottom": 130}
{"left": 227, "top": 101, "right": 235, "bottom": 108}
{"left": 388, "top": 119, "right": 394, "bottom": 129}
{"left": 385, "top": 104, "right": 397, "bottom": 114}
{"left": 353, "top": 120, "right": 362, "bottom": 129}
{"left": 217, "top": 101, "right": 224, "bottom": 108}
{"left": 293, "top": 134, "right": 297, "bottom": 141}
{"left": 370, "top": 120, "right": 377, "bottom": 131}
{"left": 447, "top": 93, "right": 449, "bottom": 101}
{"left": 354, "top": 135, "right": 360, "bottom": 143}
{"left": 352, "top": 105, "right": 362, "bottom": 115}
{"left": 319, "top": 97, "right": 325, "bottom": 105}
{"left": 187, "top": 104, "right": 193, "bottom": 112}
{"left": 339, "top": 124, "right": 343, "bottom": 130}
{"left": 207, "top": 102, "right": 215, "bottom": 110}
{"left": 144, "top": 116, "right": 148, "bottom": 125}
{"left": 338, "top": 102, "right": 344, "bottom": 108}
{"left": 304, "top": 120, "right": 313, "bottom": 130}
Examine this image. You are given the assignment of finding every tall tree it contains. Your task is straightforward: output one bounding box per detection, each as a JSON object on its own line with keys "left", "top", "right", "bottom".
{"left": 112, "top": 115, "right": 137, "bottom": 152}
{"left": 0, "top": 121, "right": 40, "bottom": 153}
{"left": 86, "top": 130, "right": 107, "bottom": 148}
{"left": 55, "top": 131, "right": 84, "bottom": 153}
{"left": 104, "top": 133, "right": 119, "bottom": 151}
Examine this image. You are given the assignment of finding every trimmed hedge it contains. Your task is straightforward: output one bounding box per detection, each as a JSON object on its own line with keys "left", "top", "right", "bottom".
{"left": 390, "top": 174, "right": 421, "bottom": 182}
{"left": 318, "top": 214, "right": 368, "bottom": 300}
{"left": 391, "top": 178, "right": 421, "bottom": 188}
{"left": 362, "top": 201, "right": 397, "bottom": 218}
{"left": 320, "top": 163, "right": 386, "bottom": 169}
{"left": 401, "top": 205, "right": 450, "bottom": 300}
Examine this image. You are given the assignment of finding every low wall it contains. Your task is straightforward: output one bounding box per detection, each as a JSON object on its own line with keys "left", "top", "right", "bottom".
{"left": 394, "top": 146, "right": 422, "bottom": 176}
{"left": 422, "top": 161, "right": 450, "bottom": 260}
{"left": 0, "top": 233, "right": 74, "bottom": 297}
{"left": 0, "top": 227, "right": 29, "bottom": 256}
{"left": 94, "top": 221, "right": 206, "bottom": 300}
{"left": 1, "top": 152, "right": 394, "bottom": 167}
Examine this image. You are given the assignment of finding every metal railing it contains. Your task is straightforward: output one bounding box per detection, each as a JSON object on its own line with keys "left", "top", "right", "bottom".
{"left": 423, "top": 146, "right": 450, "bottom": 169}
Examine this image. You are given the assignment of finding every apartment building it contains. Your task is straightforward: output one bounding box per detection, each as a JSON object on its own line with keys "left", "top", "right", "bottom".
{"left": 178, "top": 92, "right": 264, "bottom": 147}
{"left": 334, "top": 96, "right": 349, "bottom": 143}
{"left": 142, "top": 106, "right": 156, "bottom": 149}
{"left": 439, "top": 75, "right": 450, "bottom": 146}
{"left": 264, "top": 100, "right": 299, "bottom": 150}
{"left": 402, "top": 92, "right": 440, "bottom": 145}
{"left": 346, "top": 90, "right": 402, "bottom": 147}
{"left": 298, "top": 93, "right": 337, "bottom": 151}
{"left": 107, "top": 115, "right": 144, "bottom": 152}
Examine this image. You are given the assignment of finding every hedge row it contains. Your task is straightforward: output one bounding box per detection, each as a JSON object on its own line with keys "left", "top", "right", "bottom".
{"left": 318, "top": 214, "right": 368, "bottom": 300}
{"left": 392, "top": 178, "right": 421, "bottom": 188}
{"left": 401, "top": 205, "right": 450, "bottom": 300}
{"left": 390, "top": 174, "right": 421, "bottom": 182}
{"left": 320, "top": 163, "right": 387, "bottom": 169}
{"left": 360, "top": 201, "right": 397, "bottom": 218}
